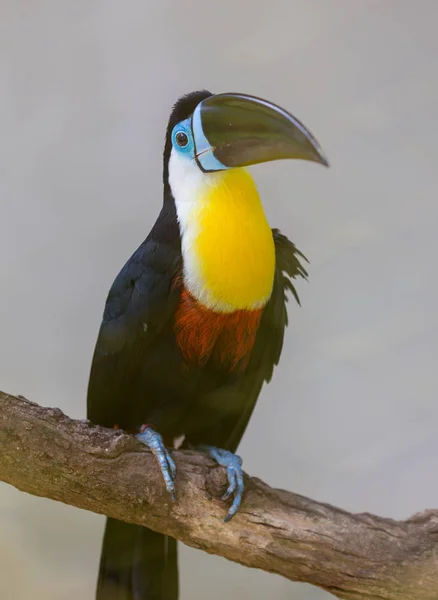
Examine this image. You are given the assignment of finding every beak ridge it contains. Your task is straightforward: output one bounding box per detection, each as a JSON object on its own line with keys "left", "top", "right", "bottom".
{"left": 192, "top": 93, "right": 329, "bottom": 172}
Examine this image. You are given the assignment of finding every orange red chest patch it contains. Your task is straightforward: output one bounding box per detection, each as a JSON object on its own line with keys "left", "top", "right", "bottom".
{"left": 174, "top": 286, "right": 263, "bottom": 372}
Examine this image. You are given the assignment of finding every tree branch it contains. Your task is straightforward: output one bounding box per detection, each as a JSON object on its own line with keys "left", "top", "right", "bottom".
{"left": 1, "top": 391, "right": 438, "bottom": 599}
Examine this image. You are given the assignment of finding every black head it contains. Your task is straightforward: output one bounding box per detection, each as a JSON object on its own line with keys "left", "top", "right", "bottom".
{"left": 163, "top": 90, "right": 212, "bottom": 184}
{"left": 162, "top": 89, "right": 329, "bottom": 193}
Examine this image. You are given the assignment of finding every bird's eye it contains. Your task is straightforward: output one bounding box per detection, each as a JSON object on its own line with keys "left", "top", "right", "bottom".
{"left": 175, "top": 131, "right": 189, "bottom": 147}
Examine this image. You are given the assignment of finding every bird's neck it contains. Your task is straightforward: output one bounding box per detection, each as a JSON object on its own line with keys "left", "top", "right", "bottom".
{"left": 169, "top": 155, "right": 275, "bottom": 313}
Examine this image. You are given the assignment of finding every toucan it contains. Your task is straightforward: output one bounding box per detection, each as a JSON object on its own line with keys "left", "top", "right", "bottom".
{"left": 87, "top": 90, "right": 328, "bottom": 599}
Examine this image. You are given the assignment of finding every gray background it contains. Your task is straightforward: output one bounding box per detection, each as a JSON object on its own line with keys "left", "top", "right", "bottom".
{"left": 1, "top": 1, "right": 438, "bottom": 598}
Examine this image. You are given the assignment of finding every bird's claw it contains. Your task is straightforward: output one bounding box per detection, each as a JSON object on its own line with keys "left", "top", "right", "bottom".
{"left": 136, "top": 427, "right": 176, "bottom": 500}
{"left": 201, "top": 446, "right": 244, "bottom": 522}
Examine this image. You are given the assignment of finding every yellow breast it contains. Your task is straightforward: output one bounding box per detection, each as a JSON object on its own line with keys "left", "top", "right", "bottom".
{"left": 189, "top": 169, "right": 275, "bottom": 312}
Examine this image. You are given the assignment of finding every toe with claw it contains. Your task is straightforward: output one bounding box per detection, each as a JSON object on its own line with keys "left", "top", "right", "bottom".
{"left": 201, "top": 446, "right": 244, "bottom": 522}
{"left": 136, "top": 426, "right": 176, "bottom": 500}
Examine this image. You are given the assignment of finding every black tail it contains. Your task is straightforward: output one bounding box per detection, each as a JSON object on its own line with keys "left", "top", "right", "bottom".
{"left": 96, "top": 518, "right": 178, "bottom": 600}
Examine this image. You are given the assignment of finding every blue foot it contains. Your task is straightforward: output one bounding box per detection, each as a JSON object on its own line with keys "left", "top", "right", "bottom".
{"left": 136, "top": 427, "right": 176, "bottom": 501}
{"left": 200, "top": 446, "right": 244, "bottom": 522}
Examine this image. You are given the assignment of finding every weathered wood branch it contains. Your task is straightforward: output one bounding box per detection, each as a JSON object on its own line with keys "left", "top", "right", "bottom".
{"left": 1, "top": 391, "right": 438, "bottom": 599}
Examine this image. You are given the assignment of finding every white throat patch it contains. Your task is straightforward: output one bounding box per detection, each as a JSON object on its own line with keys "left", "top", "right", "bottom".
{"left": 168, "top": 149, "right": 222, "bottom": 305}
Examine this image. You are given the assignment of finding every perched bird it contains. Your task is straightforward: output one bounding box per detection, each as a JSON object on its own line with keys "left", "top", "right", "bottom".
{"left": 87, "top": 90, "right": 328, "bottom": 600}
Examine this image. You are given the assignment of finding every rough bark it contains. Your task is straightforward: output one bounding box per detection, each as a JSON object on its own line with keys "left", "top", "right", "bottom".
{"left": 1, "top": 391, "right": 437, "bottom": 599}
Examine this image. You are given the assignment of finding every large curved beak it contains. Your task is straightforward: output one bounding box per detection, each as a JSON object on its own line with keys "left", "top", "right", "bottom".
{"left": 191, "top": 92, "right": 329, "bottom": 172}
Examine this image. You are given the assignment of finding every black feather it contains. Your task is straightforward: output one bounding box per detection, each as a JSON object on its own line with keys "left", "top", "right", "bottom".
{"left": 97, "top": 519, "right": 178, "bottom": 600}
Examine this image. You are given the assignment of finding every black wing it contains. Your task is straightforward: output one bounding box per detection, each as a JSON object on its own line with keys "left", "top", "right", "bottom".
{"left": 223, "top": 229, "right": 308, "bottom": 452}
{"left": 87, "top": 233, "right": 181, "bottom": 428}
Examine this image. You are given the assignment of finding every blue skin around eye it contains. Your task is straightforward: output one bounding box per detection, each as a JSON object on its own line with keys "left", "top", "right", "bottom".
{"left": 171, "top": 111, "right": 227, "bottom": 172}
{"left": 171, "top": 118, "right": 195, "bottom": 158}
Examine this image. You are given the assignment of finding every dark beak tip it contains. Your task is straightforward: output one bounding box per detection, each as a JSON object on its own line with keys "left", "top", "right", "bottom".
{"left": 313, "top": 147, "right": 330, "bottom": 168}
